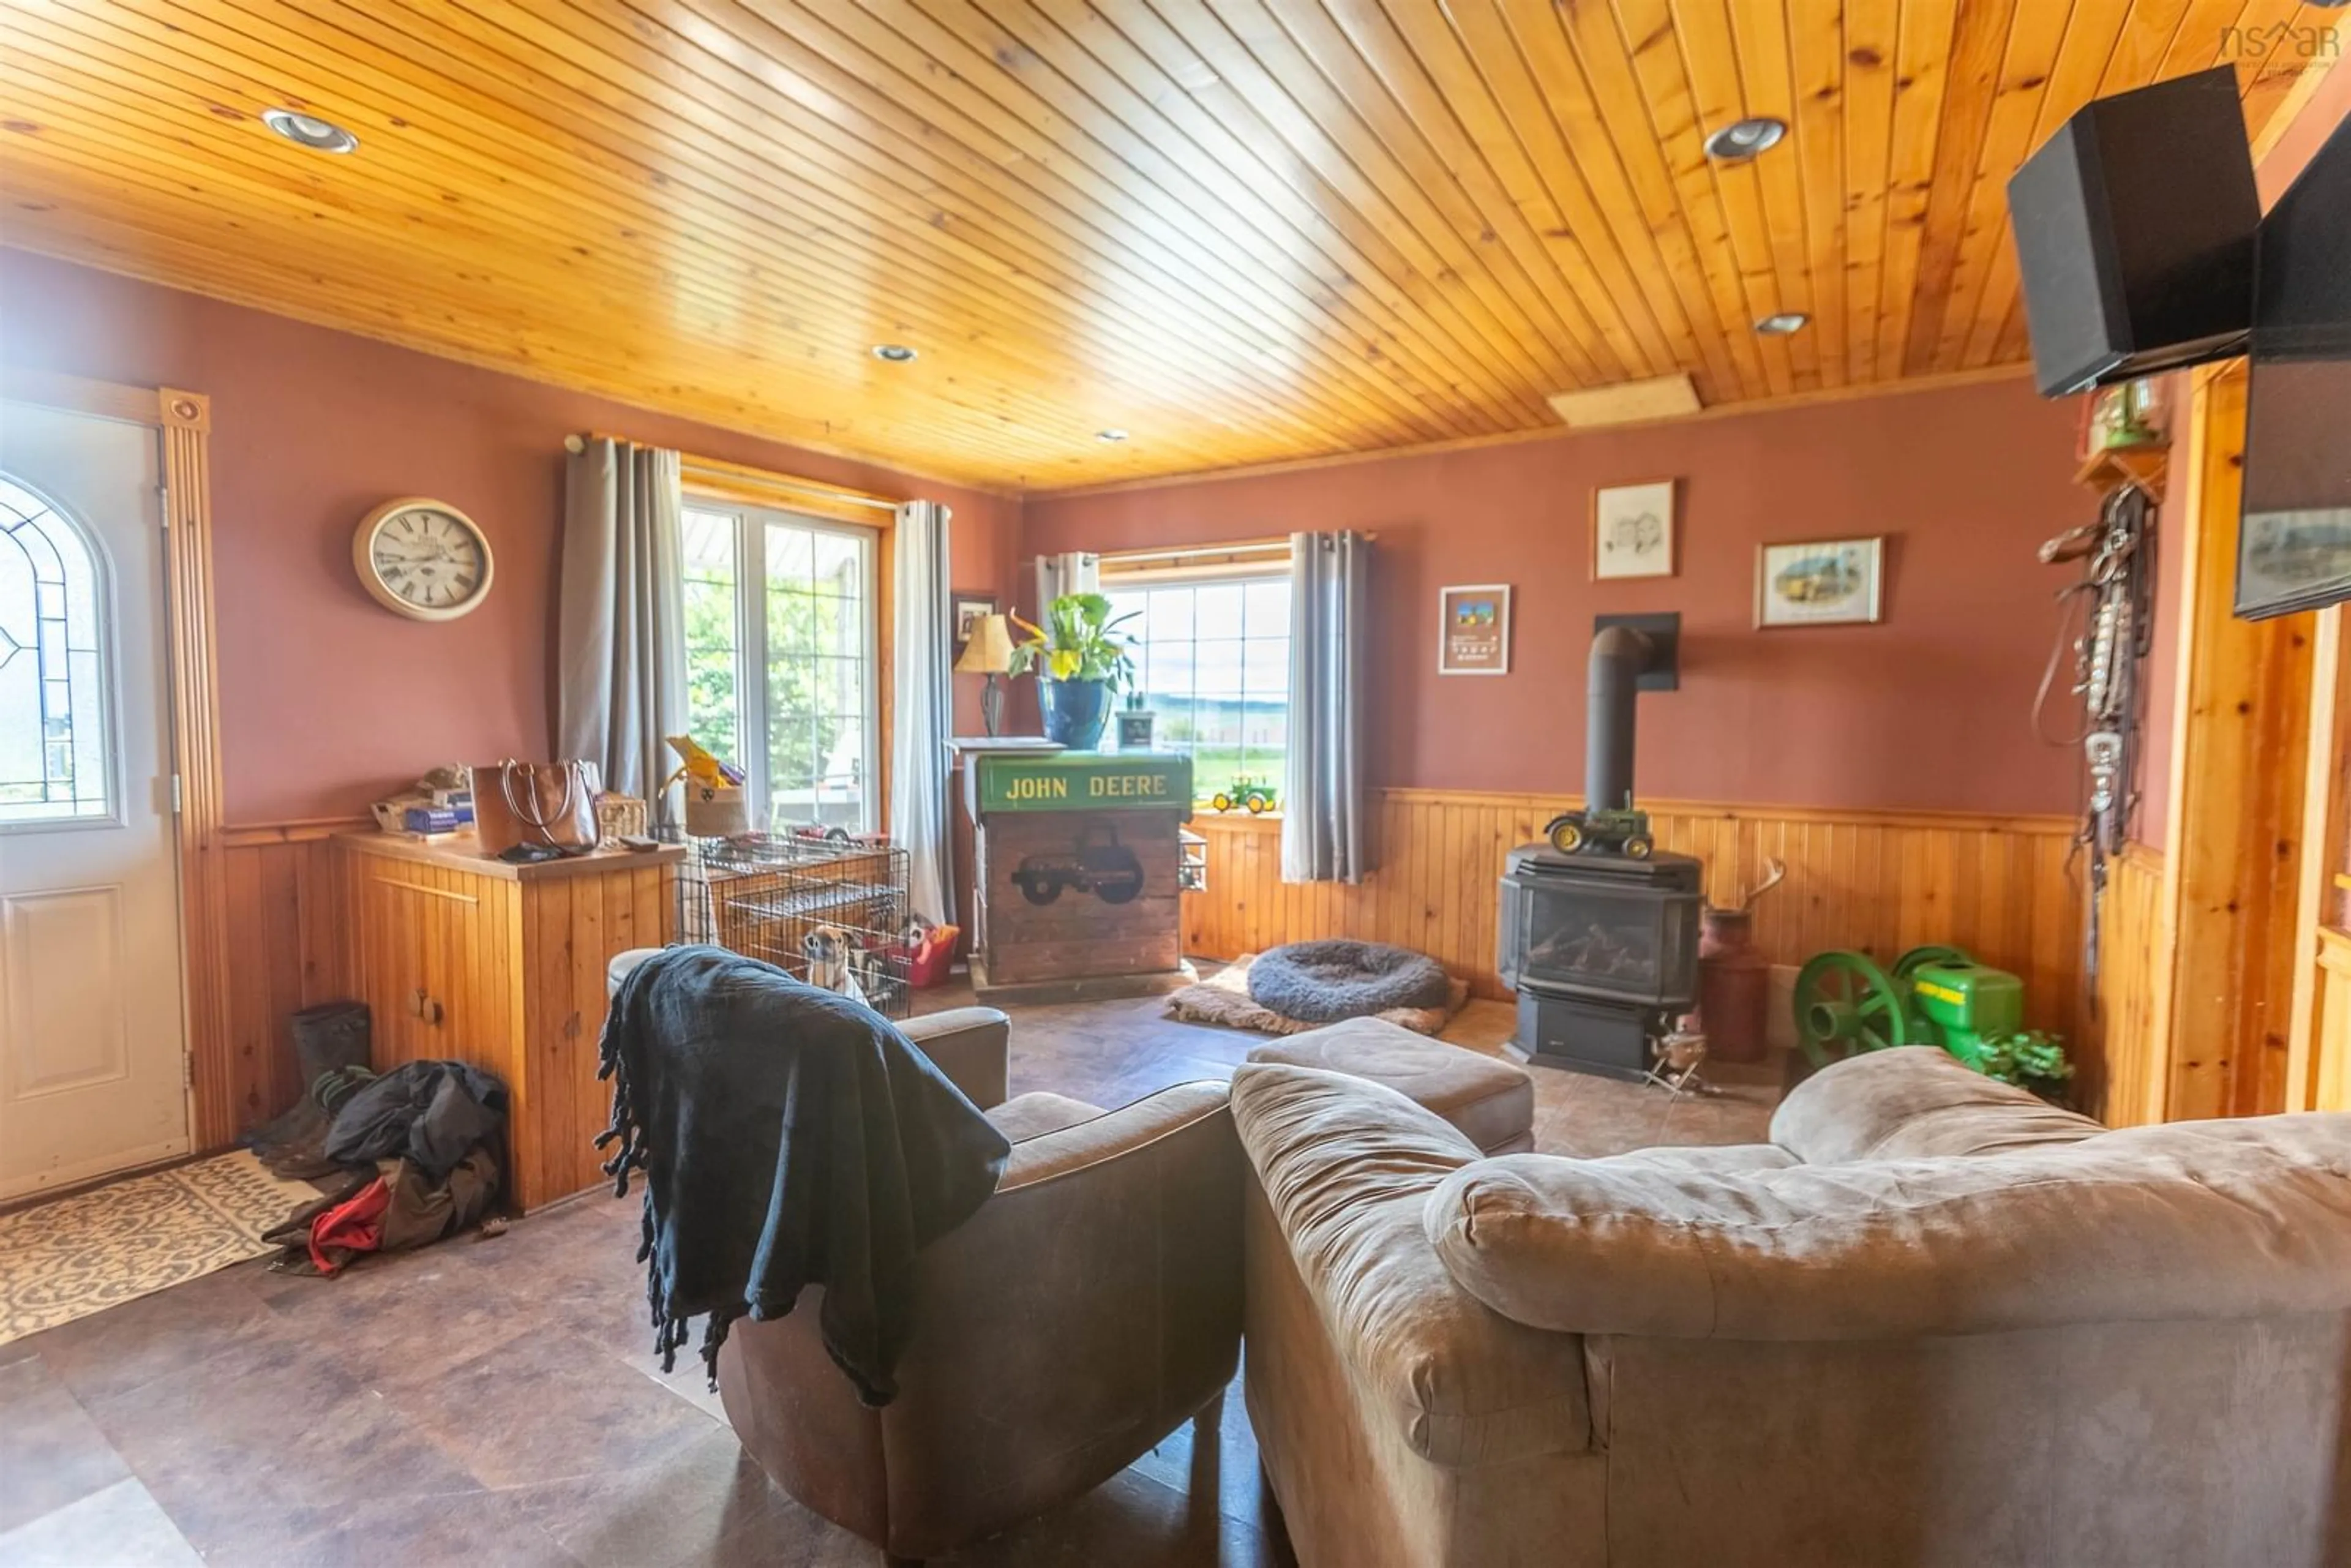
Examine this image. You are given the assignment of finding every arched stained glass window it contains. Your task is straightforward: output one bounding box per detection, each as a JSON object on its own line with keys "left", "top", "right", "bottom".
{"left": 0, "top": 475, "right": 111, "bottom": 825}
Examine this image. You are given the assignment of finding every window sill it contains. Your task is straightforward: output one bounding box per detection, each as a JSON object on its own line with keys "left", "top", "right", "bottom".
{"left": 1192, "top": 808, "right": 1283, "bottom": 825}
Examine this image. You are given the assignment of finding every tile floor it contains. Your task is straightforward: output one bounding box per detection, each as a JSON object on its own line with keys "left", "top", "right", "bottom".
{"left": 0, "top": 982, "right": 1774, "bottom": 1567}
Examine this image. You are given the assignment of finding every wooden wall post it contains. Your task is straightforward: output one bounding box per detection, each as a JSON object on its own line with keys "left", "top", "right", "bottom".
{"left": 2150, "top": 366, "right": 2314, "bottom": 1121}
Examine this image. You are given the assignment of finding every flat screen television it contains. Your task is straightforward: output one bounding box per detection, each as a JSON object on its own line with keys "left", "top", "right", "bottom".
{"left": 2237, "top": 119, "right": 2351, "bottom": 620}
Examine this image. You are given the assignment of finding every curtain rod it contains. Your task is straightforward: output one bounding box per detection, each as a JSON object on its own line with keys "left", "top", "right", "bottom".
{"left": 1098, "top": 531, "right": 1377, "bottom": 565}
{"left": 564, "top": 432, "right": 900, "bottom": 514}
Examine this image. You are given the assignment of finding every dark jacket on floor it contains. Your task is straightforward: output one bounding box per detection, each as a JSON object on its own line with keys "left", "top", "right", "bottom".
{"left": 597, "top": 945, "right": 1010, "bottom": 1406}
{"left": 324, "top": 1059, "right": 508, "bottom": 1182}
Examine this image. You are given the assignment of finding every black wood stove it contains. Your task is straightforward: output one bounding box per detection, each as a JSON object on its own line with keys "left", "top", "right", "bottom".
{"left": 1499, "top": 615, "right": 1701, "bottom": 1078}
{"left": 1500, "top": 845, "right": 1701, "bottom": 1078}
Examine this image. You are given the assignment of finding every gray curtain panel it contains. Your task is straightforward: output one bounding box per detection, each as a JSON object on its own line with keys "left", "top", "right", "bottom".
{"left": 555, "top": 438, "right": 688, "bottom": 816}
{"left": 1281, "top": 530, "right": 1368, "bottom": 883}
{"left": 891, "top": 500, "right": 955, "bottom": 924}
{"left": 1033, "top": 550, "right": 1098, "bottom": 617}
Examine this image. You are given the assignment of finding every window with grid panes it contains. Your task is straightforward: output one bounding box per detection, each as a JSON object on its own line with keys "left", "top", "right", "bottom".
{"left": 680, "top": 501, "right": 879, "bottom": 833}
{"left": 1102, "top": 574, "right": 1290, "bottom": 807}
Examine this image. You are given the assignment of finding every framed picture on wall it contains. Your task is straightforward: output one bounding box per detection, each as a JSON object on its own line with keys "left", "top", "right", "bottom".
{"left": 952, "top": 591, "right": 998, "bottom": 648}
{"left": 1438, "top": 584, "right": 1512, "bottom": 675}
{"left": 1592, "top": 479, "right": 1678, "bottom": 580}
{"left": 1755, "top": 537, "right": 1885, "bottom": 628}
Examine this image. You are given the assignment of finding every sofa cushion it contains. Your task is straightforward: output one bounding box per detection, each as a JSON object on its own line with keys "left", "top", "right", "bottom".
{"left": 1230, "top": 1063, "right": 1594, "bottom": 1468}
{"left": 1247, "top": 1019, "right": 1535, "bottom": 1155}
{"left": 1427, "top": 1113, "right": 2351, "bottom": 1341}
{"left": 1771, "top": 1046, "right": 2102, "bottom": 1163}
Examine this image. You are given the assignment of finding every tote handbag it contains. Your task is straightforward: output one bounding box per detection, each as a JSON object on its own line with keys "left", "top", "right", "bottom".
{"left": 472, "top": 759, "right": 599, "bottom": 855}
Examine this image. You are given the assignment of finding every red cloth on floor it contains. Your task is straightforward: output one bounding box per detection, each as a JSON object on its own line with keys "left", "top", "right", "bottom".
{"left": 306, "top": 1176, "right": 391, "bottom": 1275}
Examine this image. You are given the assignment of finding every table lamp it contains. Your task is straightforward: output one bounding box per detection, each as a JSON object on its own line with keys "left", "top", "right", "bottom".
{"left": 954, "top": 612, "right": 1016, "bottom": 736}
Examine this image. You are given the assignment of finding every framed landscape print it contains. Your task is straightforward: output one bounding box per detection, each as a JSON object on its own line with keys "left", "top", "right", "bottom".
{"left": 2237, "top": 508, "right": 2351, "bottom": 620}
{"left": 1756, "top": 537, "right": 1884, "bottom": 628}
{"left": 1438, "top": 584, "right": 1511, "bottom": 675}
{"left": 1592, "top": 479, "right": 1678, "bottom": 580}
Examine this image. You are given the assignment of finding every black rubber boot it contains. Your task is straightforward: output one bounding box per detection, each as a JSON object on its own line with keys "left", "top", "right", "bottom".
{"left": 291, "top": 1001, "right": 370, "bottom": 1085}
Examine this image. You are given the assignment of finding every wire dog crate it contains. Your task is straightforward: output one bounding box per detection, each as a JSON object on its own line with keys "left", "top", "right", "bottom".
{"left": 674, "top": 832, "right": 913, "bottom": 1019}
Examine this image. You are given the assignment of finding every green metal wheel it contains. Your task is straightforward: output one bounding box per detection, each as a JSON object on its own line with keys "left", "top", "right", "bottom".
{"left": 1793, "top": 950, "right": 1917, "bottom": 1068}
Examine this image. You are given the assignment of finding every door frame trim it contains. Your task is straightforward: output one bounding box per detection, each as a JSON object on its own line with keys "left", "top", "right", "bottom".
{"left": 4, "top": 370, "right": 233, "bottom": 1147}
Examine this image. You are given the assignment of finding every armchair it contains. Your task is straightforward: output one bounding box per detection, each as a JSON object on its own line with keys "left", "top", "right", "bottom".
{"left": 602, "top": 948, "right": 1243, "bottom": 1564}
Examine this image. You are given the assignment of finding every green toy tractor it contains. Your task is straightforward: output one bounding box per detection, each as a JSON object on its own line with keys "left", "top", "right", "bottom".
{"left": 1212, "top": 776, "right": 1278, "bottom": 814}
{"left": 1791, "top": 945, "right": 2025, "bottom": 1070}
{"left": 1543, "top": 806, "right": 1655, "bottom": 860}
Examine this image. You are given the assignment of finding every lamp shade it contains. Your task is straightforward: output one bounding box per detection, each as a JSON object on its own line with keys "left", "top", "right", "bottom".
{"left": 954, "top": 612, "right": 1016, "bottom": 675}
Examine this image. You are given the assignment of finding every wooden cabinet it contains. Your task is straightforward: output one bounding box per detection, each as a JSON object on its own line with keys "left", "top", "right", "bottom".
{"left": 339, "top": 832, "right": 681, "bottom": 1209}
{"left": 961, "top": 749, "right": 1195, "bottom": 1003}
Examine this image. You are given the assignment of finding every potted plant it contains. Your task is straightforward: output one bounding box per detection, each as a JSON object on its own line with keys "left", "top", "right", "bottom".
{"left": 1974, "top": 1030, "right": 2075, "bottom": 1105}
{"left": 1010, "top": 593, "right": 1138, "bottom": 750}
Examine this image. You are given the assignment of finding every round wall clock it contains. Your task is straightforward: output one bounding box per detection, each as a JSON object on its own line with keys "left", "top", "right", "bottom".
{"left": 352, "top": 497, "right": 496, "bottom": 621}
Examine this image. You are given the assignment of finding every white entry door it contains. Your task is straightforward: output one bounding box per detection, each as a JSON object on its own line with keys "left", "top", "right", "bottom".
{"left": 0, "top": 400, "right": 189, "bottom": 1199}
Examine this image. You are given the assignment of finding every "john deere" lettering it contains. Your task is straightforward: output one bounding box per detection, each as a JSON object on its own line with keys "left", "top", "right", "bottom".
{"left": 1004, "top": 776, "right": 1071, "bottom": 801}
{"left": 1088, "top": 773, "right": 1169, "bottom": 798}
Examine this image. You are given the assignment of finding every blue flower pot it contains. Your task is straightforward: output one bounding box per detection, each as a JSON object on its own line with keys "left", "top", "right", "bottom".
{"left": 1038, "top": 677, "right": 1113, "bottom": 749}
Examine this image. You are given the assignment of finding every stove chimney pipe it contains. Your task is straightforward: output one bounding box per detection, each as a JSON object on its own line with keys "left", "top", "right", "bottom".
{"left": 1586, "top": 625, "right": 1654, "bottom": 812}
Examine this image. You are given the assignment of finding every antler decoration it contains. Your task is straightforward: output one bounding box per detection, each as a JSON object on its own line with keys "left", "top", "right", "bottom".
{"left": 1739, "top": 858, "right": 1788, "bottom": 912}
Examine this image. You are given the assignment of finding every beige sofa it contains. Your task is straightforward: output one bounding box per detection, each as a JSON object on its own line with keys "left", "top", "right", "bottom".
{"left": 1234, "top": 1046, "right": 2351, "bottom": 1567}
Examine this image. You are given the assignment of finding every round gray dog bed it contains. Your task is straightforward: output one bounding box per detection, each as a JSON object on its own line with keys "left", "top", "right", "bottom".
{"left": 1245, "top": 940, "right": 1453, "bottom": 1024}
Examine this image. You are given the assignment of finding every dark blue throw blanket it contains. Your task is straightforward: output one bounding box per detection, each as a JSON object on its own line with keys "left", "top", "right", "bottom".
{"left": 597, "top": 946, "right": 1010, "bottom": 1406}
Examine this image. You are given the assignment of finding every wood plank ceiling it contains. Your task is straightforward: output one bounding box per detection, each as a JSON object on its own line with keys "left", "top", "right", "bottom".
{"left": 0, "top": 1, "right": 2336, "bottom": 490}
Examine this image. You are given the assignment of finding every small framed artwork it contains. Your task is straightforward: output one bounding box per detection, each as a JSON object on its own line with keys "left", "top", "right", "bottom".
{"left": 951, "top": 591, "right": 997, "bottom": 647}
{"left": 1592, "top": 479, "right": 1678, "bottom": 580}
{"left": 1755, "top": 537, "right": 1886, "bottom": 628}
{"left": 1438, "top": 584, "right": 1512, "bottom": 675}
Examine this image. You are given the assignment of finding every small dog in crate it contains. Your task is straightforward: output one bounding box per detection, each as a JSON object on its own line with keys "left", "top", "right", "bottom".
{"left": 801, "top": 924, "right": 868, "bottom": 1005}
{"left": 846, "top": 942, "right": 888, "bottom": 1003}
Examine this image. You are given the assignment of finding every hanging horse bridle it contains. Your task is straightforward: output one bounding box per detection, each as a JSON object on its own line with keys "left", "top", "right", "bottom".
{"left": 2036, "top": 482, "right": 2158, "bottom": 1007}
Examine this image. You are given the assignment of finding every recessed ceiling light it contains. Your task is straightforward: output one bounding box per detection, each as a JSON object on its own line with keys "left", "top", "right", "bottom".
{"left": 261, "top": 108, "right": 358, "bottom": 154}
{"left": 1703, "top": 118, "right": 1786, "bottom": 162}
{"left": 871, "top": 343, "right": 918, "bottom": 363}
{"left": 1096, "top": 429, "right": 1129, "bottom": 443}
{"left": 1755, "top": 312, "right": 1811, "bottom": 336}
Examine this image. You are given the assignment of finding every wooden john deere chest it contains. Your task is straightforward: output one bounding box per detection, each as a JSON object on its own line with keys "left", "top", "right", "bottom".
{"left": 964, "top": 750, "right": 1196, "bottom": 1002}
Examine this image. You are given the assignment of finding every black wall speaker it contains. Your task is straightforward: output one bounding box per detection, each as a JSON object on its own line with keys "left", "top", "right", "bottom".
{"left": 2008, "top": 66, "right": 2261, "bottom": 397}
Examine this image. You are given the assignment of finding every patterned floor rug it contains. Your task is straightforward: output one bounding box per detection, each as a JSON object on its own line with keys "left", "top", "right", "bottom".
{"left": 0, "top": 1151, "right": 319, "bottom": 1346}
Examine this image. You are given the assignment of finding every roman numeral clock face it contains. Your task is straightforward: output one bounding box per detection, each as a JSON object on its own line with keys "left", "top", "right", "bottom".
{"left": 353, "top": 498, "right": 496, "bottom": 621}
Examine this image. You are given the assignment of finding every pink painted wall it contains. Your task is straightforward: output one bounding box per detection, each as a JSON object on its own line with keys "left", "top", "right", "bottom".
{"left": 1026, "top": 378, "right": 2093, "bottom": 816}
{"left": 0, "top": 250, "right": 1021, "bottom": 823}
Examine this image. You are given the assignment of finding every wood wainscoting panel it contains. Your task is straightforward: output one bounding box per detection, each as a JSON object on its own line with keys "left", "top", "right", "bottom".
{"left": 209, "top": 820, "right": 363, "bottom": 1148}
{"left": 1183, "top": 790, "right": 2093, "bottom": 1097}
{"left": 2093, "top": 844, "right": 2170, "bottom": 1128}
